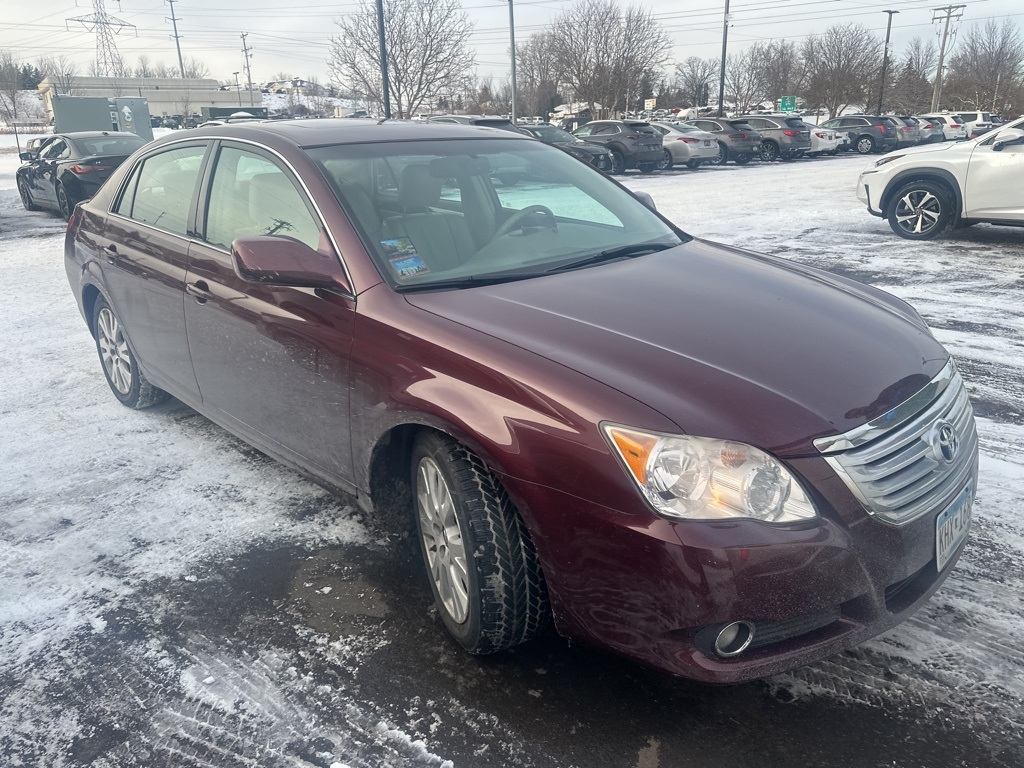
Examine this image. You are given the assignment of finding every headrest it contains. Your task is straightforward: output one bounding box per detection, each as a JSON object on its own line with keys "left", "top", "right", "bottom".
{"left": 399, "top": 164, "right": 443, "bottom": 213}
{"left": 338, "top": 181, "right": 380, "bottom": 233}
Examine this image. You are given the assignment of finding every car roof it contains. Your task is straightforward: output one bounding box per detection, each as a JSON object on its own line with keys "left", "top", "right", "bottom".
{"left": 148, "top": 118, "right": 533, "bottom": 148}
{"left": 55, "top": 131, "right": 144, "bottom": 141}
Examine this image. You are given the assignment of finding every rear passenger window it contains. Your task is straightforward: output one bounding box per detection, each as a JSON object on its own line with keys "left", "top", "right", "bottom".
{"left": 115, "top": 145, "right": 206, "bottom": 237}
{"left": 203, "top": 146, "right": 321, "bottom": 252}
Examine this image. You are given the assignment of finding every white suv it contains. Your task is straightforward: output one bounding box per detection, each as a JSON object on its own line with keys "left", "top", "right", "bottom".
{"left": 857, "top": 116, "right": 1024, "bottom": 239}
{"left": 919, "top": 114, "right": 968, "bottom": 141}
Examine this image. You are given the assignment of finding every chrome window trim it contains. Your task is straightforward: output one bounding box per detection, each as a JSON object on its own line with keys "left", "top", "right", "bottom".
{"left": 107, "top": 134, "right": 356, "bottom": 297}
{"left": 814, "top": 358, "right": 956, "bottom": 454}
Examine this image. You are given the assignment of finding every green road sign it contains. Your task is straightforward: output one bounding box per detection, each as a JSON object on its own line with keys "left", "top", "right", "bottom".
{"left": 780, "top": 96, "right": 797, "bottom": 112}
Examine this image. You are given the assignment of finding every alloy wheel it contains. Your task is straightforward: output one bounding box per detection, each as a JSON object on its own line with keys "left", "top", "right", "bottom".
{"left": 57, "top": 184, "right": 72, "bottom": 220}
{"left": 894, "top": 189, "right": 943, "bottom": 236}
{"left": 96, "top": 307, "right": 133, "bottom": 395}
{"left": 760, "top": 141, "right": 779, "bottom": 162}
{"left": 416, "top": 456, "right": 470, "bottom": 624}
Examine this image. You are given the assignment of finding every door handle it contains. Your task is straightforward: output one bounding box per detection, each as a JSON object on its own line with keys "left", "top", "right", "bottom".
{"left": 185, "top": 280, "right": 213, "bottom": 303}
{"left": 104, "top": 244, "right": 118, "bottom": 264}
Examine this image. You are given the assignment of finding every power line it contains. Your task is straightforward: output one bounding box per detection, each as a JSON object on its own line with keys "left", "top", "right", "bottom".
{"left": 931, "top": 4, "right": 966, "bottom": 111}
{"left": 66, "top": 0, "right": 136, "bottom": 76}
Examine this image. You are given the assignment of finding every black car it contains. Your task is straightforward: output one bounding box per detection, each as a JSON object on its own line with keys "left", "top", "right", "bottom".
{"left": 17, "top": 131, "right": 148, "bottom": 220}
{"left": 570, "top": 120, "right": 664, "bottom": 174}
{"left": 519, "top": 123, "right": 612, "bottom": 171}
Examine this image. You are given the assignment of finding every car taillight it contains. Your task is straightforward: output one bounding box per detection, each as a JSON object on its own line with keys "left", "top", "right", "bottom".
{"left": 626, "top": 135, "right": 640, "bottom": 140}
{"left": 70, "top": 163, "right": 112, "bottom": 174}
{"left": 951, "top": 123, "right": 961, "bottom": 128}
{"left": 728, "top": 133, "right": 747, "bottom": 139}
{"left": 900, "top": 126, "right": 910, "bottom": 132}
{"left": 678, "top": 137, "right": 700, "bottom": 143}
{"left": 782, "top": 130, "right": 799, "bottom": 137}
{"left": 815, "top": 132, "right": 825, "bottom": 138}
{"left": 879, "top": 125, "right": 887, "bottom": 133}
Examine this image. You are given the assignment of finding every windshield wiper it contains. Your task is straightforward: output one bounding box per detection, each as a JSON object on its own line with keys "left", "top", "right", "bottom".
{"left": 546, "top": 242, "right": 676, "bottom": 273}
{"left": 394, "top": 269, "right": 549, "bottom": 293}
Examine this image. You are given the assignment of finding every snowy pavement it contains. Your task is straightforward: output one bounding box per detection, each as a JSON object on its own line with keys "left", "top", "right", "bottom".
{"left": 1, "top": 141, "right": 1022, "bottom": 767}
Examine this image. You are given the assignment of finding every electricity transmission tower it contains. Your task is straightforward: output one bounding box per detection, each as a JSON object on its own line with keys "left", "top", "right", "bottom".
{"left": 67, "top": 0, "right": 136, "bottom": 77}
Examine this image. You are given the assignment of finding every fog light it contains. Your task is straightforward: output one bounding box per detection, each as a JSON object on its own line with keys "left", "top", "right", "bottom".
{"left": 714, "top": 621, "right": 755, "bottom": 657}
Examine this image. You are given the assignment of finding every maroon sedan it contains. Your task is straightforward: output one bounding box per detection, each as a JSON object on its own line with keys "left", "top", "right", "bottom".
{"left": 64, "top": 120, "right": 978, "bottom": 683}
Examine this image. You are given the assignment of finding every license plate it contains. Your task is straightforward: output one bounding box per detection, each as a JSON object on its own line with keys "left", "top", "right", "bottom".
{"left": 936, "top": 483, "right": 973, "bottom": 571}
{"left": 704, "top": 140, "right": 710, "bottom": 146}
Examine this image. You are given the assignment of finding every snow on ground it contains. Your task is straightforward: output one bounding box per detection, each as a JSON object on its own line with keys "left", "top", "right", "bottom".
{"left": 0, "top": 141, "right": 1022, "bottom": 766}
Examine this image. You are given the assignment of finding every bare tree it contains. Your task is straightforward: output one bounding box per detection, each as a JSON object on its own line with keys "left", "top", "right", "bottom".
{"left": 944, "top": 19, "right": 1024, "bottom": 112}
{"left": 0, "top": 50, "right": 21, "bottom": 124}
{"left": 725, "top": 46, "right": 765, "bottom": 114}
{"left": 550, "top": 0, "right": 670, "bottom": 117}
{"left": 675, "top": 56, "right": 718, "bottom": 107}
{"left": 801, "top": 24, "right": 882, "bottom": 117}
{"left": 903, "top": 37, "right": 938, "bottom": 81}
{"left": 135, "top": 55, "right": 153, "bottom": 78}
{"left": 183, "top": 57, "right": 209, "bottom": 79}
{"left": 516, "top": 32, "right": 561, "bottom": 119}
{"left": 759, "top": 40, "right": 803, "bottom": 104}
{"left": 329, "top": 0, "right": 475, "bottom": 119}
{"left": 36, "top": 55, "right": 80, "bottom": 96}
{"left": 888, "top": 38, "right": 937, "bottom": 114}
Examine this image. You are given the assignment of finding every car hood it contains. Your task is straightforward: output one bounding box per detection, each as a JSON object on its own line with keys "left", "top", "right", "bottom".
{"left": 879, "top": 140, "right": 968, "bottom": 160}
{"left": 562, "top": 142, "right": 609, "bottom": 156}
{"left": 405, "top": 240, "right": 947, "bottom": 457}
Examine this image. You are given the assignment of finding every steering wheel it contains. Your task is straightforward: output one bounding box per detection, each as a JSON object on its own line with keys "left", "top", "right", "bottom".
{"left": 493, "top": 205, "right": 557, "bottom": 239}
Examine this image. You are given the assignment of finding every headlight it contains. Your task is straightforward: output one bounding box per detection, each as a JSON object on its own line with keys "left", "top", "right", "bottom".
{"left": 873, "top": 154, "right": 905, "bottom": 168}
{"left": 603, "top": 425, "right": 817, "bottom": 524}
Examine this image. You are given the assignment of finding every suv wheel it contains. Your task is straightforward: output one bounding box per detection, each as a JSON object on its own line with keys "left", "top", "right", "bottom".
{"left": 609, "top": 150, "right": 626, "bottom": 175}
{"left": 856, "top": 135, "right": 876, "bottom": 154}
{"left": 760, "top": 141, "right": 780, "bottom": 162}
{"left": 713, "top": 142, "right": 729, "bottom": 165}
{"left": 886, "top": 180, "right": 953, "bottom": 240}
{"left": 733, "top": 153, "right": 751, "bottom": 165}
{"left": 655, "top": 149, "right": 673, "bottom": 171}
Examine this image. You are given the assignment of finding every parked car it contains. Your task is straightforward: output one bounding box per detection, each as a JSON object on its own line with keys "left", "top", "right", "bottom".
{"left": 16, "top": 131, "right": 147, "bottom": 220}
{"left": 821, "top": 115, "right": 899, "bottom": 155}
{"left": 649, "top": 121, "right": 719, "bottom": 170}
{"left": 735, "top": 114, "right": 812, "bottom": 161}
{"left": 920, "top": 114, "right": 968, "bottom": 141}
{"left": 681, "top": 117, "right": 761, "bottom": 165}
{"left": 66, "top": 119, "right": 977, "bottom": 684}
{"left": 911, "top": 116, "right": 945, "bottom": 144}
{"left": 858, "top": 116, "right": 1024, "bottom": 239}
{"left": 518, "top": 123, "right": 612, "bottom": 172}
{"left": 953, "top": 111, "right": 995, "bottom": 138}
{"left": 883, "top": 116, "right": 923, "bottom": 147}
{"left": 807, "top": 126, "right": 842, "bottom": 156}
{"left": 571, "top": 120, "right": 664, "bottom": 174}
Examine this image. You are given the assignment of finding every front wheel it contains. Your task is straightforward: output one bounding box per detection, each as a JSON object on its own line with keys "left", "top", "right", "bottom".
{"left": 655, "top": 149, "right": 673, "bottom": 171}
{"left": 733, "top": 154, "right": 751, "bottom": 165}
{"left": 412, "top": 432, "right": 549, "bottom": 654}
{"left": 760, "top": 141, "right": 780, "bottom": 162}
{"left": 18, "top": 178, "right": 39, "bottom": 211}
{"left": 886, "top": 180, "right": 953, "bottom": 240}
{"left": 92, "top": 297, "right": 169, "bottom": 409}
{"left": 608, "top": 151, "right": 626, "bottom": 175}
{"left": 712, "top": 142, "right": 729, "bottom": 165}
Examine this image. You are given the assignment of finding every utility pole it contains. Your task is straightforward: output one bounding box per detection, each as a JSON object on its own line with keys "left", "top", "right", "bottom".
{"left": 241, "top": 32, "right": 255, "bottom": 106}
{"left": 877, "top": 10, "right": 898, "bottom": 115}
{"left": 505, "top": 0, "right": 517, "bottom": 123}
{"left": 930, "top": 4, "right": 965, "bottom": 113}
{"left": 375, "top": 0, "right": 391, "bottom": 118}
{"left": 716, "top": 0, "right": 730, "bottom": 117}
{"left": 166, "top": 0, "right": 185, "bottom": 78}
{"left": 233, "top": 71, "right": 241, "bottom": 106}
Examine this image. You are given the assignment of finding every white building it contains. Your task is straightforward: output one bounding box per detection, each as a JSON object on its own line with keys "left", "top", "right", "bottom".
{"left": 37, "top": 76, "right": 260, "bottom": 118}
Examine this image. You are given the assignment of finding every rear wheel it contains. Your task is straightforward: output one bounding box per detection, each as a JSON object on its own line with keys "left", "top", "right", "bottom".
{"left": 636, "top": 162, "right": 657, "bottom": 174}
{"left": 886, "top": 180, "right": 953, "bottom": 240}
{"left": 655, "top": 149, "right": 673, "bottom": 171}
{"left": 760, "top": 141, "right": 780, "bottom": 162}
{"left": 686, "top": 159, "right": 701, "bottom": 170}
{"left": 856, "top": 135, "right": 876, "bottom": 154}
{"left": 608, "top": 150, "right": 626, "bottom": 175}
{"left": 713, "top": 142, "right": 729, "bottom": 165}
{"left": 56, "top": 182, "right": 75, "bottom": 221}
{"left": 733, "top": 154, "right": 751, "bottom": 165}
{"left": 18, "top": 178, "right": 39, "bottom": 211}
{"left": 411, "top": 432, "right": 549, "bottom": 654}
{"left": 92, "top": 296, "right": 169, "bottom": 409}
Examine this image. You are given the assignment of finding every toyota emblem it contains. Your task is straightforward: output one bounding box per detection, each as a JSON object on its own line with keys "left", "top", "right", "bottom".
{"left": 930, "top": 420, "right": 959, "bottom": 464}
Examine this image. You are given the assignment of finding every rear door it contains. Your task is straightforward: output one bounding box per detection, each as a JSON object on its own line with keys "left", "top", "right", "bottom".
{"left": 184, "top": 142, "right": 358, "bottom": 488}
{"left": 101, "top": 141, "right": 209, "bottom": 400}
{"left": 31, "top": 137, "right": 69, "bottom": 204}
{"left": 964, "top": 130, "right": 1024, "bottom": 221}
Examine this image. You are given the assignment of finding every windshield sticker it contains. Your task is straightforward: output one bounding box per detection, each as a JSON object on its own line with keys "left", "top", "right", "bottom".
{"left": 382, "top": 238, "right": 430, "bottom": 279}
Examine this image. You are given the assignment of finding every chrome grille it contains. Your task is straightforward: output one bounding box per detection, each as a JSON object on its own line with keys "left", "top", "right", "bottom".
{"left": 815, "top": 360, "right": 978, "bottom": 525}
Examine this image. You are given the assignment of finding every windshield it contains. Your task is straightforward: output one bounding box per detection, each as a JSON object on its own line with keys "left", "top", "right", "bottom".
{"left": 528, "top": 125, "right": 578, "bottom": 144}
{"left": 78, "top": 136, "right": 147, "bottom": 155}
{"left": 307, "top": 138, "right": 684, "bottom": 290}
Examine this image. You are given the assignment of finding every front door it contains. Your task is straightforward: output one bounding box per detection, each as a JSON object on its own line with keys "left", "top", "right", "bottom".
{"left": 184, "top": 143, "right": 357, "bottom": 489}
{"left": 964, "top": 136, "right": 1024, "bottom": 221}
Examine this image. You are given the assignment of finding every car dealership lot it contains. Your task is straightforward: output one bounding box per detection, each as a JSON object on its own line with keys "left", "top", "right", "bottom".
{"left": 1, "top": 147, "right": 1022, "bottom": 767}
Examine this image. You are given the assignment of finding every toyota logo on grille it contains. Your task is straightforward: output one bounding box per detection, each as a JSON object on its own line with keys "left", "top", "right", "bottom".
{"left": 930, "top": 420, "right": 959, "bottom": 464}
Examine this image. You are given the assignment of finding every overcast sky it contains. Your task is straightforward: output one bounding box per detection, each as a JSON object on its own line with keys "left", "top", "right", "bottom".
{"left": 1, "top": 0, "right": 1021, "bottom": 87}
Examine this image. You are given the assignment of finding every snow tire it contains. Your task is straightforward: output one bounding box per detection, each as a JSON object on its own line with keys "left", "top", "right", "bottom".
{"left": 92, "top": 296, "right": 169, "bottom": 409}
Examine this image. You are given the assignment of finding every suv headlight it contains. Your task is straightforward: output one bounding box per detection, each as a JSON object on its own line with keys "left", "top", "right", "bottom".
{"left": 873, "top": 154, "right": 905, "bottom": 168}
{"left": 603, "top": 425, "right": 817, "bottom": 523}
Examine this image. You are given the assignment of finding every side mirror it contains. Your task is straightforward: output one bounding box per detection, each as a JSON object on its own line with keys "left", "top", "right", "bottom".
{"left": 632, "top": 190, "right": 657, "bottom": 211}
{"left": 231, "top": 235, "right": 351, "bottom": 294}
{"left": 19, "top": 151, "right": 35, "bottom": 162}
{"left": 992, "top": 128, "right": 1024, "bottom": 152}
